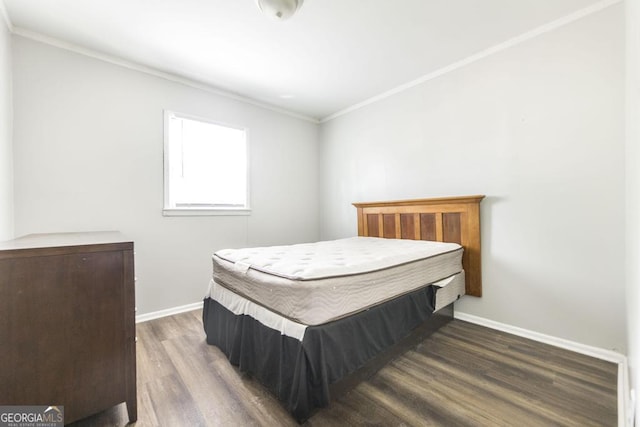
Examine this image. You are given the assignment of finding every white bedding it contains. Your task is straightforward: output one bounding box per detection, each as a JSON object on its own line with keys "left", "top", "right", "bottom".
{"left": 211, "top": 237, "right": 464, "bottom": 325}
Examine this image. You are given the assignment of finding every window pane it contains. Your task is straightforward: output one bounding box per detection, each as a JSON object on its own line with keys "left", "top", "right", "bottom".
{"left": 166, "top": 113, "right": 248, "bottom": 209}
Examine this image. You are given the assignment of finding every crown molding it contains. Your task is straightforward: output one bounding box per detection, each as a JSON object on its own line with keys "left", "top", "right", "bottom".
{"left": 0, "top": 0, "right": 13, "bottom": 32}
{"left": 2, "top": 0, "right": 621, "bottom": 125}
{"left": 321, "top": 0, "right": 622, "bottom": 123}
{"left": 10, "top": 26, "right": 319, "bottom": 124}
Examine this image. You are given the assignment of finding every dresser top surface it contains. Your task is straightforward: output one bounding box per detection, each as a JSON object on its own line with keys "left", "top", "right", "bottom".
{"left": 0, "top": 231, "right": 132, "bottom": 253}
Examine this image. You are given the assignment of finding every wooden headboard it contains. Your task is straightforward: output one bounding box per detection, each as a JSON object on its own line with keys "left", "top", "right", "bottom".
{"left": 353, "top": 195, "right": 485, "bottom": 297}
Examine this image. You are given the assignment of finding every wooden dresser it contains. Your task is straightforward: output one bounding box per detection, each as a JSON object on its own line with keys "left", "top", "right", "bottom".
{"left": 0, "top": 232, "right": 137, "bottom": 424}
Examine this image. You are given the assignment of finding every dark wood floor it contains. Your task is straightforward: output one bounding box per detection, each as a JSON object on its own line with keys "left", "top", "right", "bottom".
{"left": 69, "top": 309, "right": 617, "bottom": 427}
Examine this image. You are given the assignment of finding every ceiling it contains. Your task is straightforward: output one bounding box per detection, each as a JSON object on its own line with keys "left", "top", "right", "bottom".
{"left": 3, "top": 0, "right": 605, "bottom": 121}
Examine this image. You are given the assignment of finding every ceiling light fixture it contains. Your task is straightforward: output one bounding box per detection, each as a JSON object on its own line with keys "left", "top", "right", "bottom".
{"left": 255, "top": 0, "right": 304, "bottom": 21}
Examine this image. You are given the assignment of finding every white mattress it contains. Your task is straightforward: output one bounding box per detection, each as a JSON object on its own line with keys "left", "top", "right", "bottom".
{"left": 211, "top": 237, "right": 463, "bottom": 325}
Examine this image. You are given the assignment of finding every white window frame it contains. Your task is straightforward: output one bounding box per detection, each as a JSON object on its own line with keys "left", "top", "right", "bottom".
{"left": 162, "top": 110, "right": 251, "bottom": 216}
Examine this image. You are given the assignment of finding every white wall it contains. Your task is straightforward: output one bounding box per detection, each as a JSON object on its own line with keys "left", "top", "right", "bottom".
{"left": 0, "top": 11, "right": 12, "bottom": 241}
{"left": 319, "top": 5, "right": 626, "bottom": 351}
{"left": 12, "top": 36, "right": 319, "bottom": 315}
{"left": 625, "top": 0, "right": 640, "bottom": 421}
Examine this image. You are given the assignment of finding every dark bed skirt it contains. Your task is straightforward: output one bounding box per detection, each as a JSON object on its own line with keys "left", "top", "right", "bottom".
{"left": 202, "top": 285, "right": 440, "bottom": 422}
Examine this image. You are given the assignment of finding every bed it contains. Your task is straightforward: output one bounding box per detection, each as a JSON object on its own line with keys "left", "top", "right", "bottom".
{"left": 202, "top": 195, "right": 484, "bottom": 422}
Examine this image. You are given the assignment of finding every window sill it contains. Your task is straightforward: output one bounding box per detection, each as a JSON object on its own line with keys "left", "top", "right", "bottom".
{"left": 162, "top": 208, "right": 251, "bottom": 217}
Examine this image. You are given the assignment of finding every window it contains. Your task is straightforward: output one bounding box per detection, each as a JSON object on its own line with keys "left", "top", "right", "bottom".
{"left": 163, "top": 111, "right": 249, "bottom": 215}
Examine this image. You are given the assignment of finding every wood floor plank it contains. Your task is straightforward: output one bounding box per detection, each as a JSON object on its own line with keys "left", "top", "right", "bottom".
{"left": 307, "top": 393, "right": 391, "bottom": 427}
{"left": 379, "top": 361, "right": 525, "bottom": 426}
{"left": 420, "top": 329, "right": 616, "bottom": 425}
{"left": 446, "top": 321, "right": 618, "bottom": 381}
{"left": 397, "top": 351, "right": 560, "bottom": 425}
{"left": 144, "top": 374, "right": 208, "bottom": 426}
{"left": 136, "top": 386, "right": 161, "bottom": 427}
{"left": 356, "top": 381, "right": 443, "bottom": 426}
{"left": 441, "top": 322, "right": 617, "bottom": 391}
{"left": 135, "top": 320, "right": 178, "bottom": 385}
{"left": 67, "top": 310, "right": 617, "bottom": 427}
{"left": 160, "top": 334, "right": 254, "bottom": 426}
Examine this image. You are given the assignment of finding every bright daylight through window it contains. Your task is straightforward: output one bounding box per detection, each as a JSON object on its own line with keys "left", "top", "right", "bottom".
{"left": 163, "top": 111, "right": 249, "bottom": 215}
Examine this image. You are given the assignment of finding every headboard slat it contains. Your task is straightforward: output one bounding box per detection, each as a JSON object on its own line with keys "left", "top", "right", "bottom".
{"left": 420, "top": 213, "right": 436, "bottom": 241}
{"left": 443, "top": 213, "right": 462, "bottom": 244}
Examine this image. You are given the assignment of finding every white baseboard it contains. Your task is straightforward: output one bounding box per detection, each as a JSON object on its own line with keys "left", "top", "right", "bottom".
{"left": 454, "top": 311, "right": 629, "bottom": 426}
{"left": 454, "top": 312, "right": 625, "bottom": 363}
{"left": 135, "top": 301, "right": 204, "bottom": 323}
